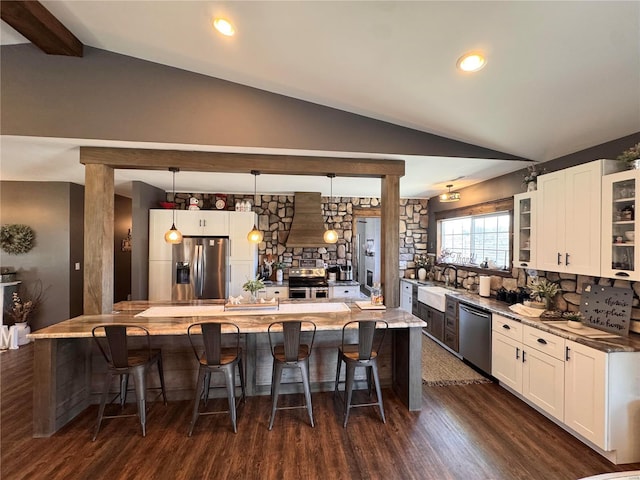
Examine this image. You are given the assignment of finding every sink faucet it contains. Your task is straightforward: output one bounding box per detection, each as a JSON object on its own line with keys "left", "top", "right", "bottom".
{"left": 442, "top": 265, "right": 459, "bottom": 288}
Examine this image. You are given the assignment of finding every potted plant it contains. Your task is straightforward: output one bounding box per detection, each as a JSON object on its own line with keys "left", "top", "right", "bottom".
{"left": 273, "top": 261, "right": 286, "bottom": 284}
{"left": 242, "top": 275, "right": 265, "bottom": 303}
{"left": 563, "top": 311, "right": 584, "bottom": 329}
{"left": 616, "top": 143, "right": 640, "bottom": 170}
{"left": 528, "top": 278, "right": 559, "bottom": 311}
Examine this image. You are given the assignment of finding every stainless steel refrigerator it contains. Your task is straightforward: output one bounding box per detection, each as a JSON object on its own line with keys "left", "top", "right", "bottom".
{"left": 172, "top": 237, "right": 228, "bottom": 301}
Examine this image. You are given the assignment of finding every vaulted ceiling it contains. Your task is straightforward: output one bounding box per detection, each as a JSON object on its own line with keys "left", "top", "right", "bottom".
{"left": 2, "top": 1, "right": 638, "bottom": 197}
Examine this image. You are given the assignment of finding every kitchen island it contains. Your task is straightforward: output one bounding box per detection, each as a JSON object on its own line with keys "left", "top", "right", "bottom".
{"left": 27, "top": 299, "right": 425, "bottom": 437}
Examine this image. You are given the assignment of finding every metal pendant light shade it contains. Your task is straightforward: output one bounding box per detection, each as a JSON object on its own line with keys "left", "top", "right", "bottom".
{"left": 164, "top": 167, "right": 183, "bottom": 244}
{"left": 324, "top": 173, "right": 338, "bottom": 244}
{"left": 247, "top": 170, "right": 263, "bottom": 243}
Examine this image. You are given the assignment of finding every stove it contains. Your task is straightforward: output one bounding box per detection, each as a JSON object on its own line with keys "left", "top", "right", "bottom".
{"left": 288, "top": 267, "right": 328, "bottom": 299}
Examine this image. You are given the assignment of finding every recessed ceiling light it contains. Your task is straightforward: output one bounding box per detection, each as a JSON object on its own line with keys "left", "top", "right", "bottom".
{"left": 213, "top": 17, "right": 235, "bottom": 36}
{"left": 457, "top": 52, "right": 486, "bottom": 72}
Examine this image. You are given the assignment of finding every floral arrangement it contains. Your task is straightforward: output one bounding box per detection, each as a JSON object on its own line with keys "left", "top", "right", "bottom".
{"left": 528, "top": 278, "right": 559, "bottom": 304}
{"left": 522, "top": 165, "right": 545, "bottom": 185}
{"left": 616, "top": 143, "right": 640, "bottom": 168}
{"left": 415, "top": 254, "right": 428, "bottom": 268}
{"left": 4, "top": 281, "right": 45, "bottom": 325}
{"left": 242, "top": 275, "right": 265, "bottom": 296}
{"left": 273, "top": 261, "right": 287, "bottom": 270}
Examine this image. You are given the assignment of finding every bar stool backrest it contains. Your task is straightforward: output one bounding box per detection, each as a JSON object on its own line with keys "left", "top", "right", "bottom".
{"left": 268, "top": 321, "right": 316, "bottom": 362}
{"left": 342, "top": 320, "right": 389, "bottom": 360}
{"left": 187, "top": 322, "right": 240, "bottom": 366}
{"left": 92, "top": 324, "right": 152, "bottom": 369}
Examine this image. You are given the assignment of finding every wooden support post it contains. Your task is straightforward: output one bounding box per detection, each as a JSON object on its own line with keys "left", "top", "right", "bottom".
{"left": 83, "top": 163, "right": 114, "bottom": 314}
{"left": 381, "top": 175, "right": 400, "bottom": 307}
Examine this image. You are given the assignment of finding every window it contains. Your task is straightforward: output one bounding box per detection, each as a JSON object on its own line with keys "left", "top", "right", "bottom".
{"left": 438, "top": 212, "right": 511, "bottom": 269}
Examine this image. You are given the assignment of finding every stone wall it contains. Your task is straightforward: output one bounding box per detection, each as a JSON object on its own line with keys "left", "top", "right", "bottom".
{"left": 169, "top": 192, "right": 428, "bottom": 277}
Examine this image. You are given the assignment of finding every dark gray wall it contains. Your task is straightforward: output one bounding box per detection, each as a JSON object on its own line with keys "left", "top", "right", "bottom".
{"left": 130, "top": 181, "right": 166, "bottom": 300}
{"left": 0, "top": 181, "right": 84, "bottom": 330}
{"left": 114, "top": 194, "right": 132, "bottom": 303}
{"left": 426, "top": 132, "right": 640, "bottom": 252}
{"left": 0, "top": 44, "right": 522, "bottom": 161}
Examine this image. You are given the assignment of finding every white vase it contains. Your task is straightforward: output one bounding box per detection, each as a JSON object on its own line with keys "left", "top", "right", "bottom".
{"left": 276, "top": 269, "right": 283, "bottom": 283}
{"left": 417, "top": 268, "right": 427, "bottom": 281}
{"left": 14, "top": 322, "right": 31, "bottom": 346}
{"left": 527, "top": 181, "right": 537, "bottom": 192}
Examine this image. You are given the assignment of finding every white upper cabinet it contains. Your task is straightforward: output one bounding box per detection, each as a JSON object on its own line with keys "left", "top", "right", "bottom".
{"left": 513, "top": 192, "right": 537, "bottom": 269}
{"left": 175, "top": 210, "right": 229, "bottom": 236}
{"left": 537, "top": 160, "right": 619, "bottom": 276}
{"left": 601, "top": 169, "right": 640, "bottom": 280}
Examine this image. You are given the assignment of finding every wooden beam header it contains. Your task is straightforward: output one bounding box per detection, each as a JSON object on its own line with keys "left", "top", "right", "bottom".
{"left": 79, "top": 147, "right": 405, "bottom": 178}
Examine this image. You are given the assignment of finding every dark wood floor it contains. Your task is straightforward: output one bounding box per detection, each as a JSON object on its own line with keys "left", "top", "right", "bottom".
{"left": 2, "top": 344, "right": 639, "bottom": 480}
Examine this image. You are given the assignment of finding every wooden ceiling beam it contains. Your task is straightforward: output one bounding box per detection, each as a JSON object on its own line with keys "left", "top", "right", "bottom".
{"left": 1, "top": 1, "right": 83, "bottom": 56}
{"left": 79, "top": 147, "right": 405, "bottom": 178}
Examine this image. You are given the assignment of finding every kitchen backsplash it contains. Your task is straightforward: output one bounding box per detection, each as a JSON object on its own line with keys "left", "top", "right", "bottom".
{"left": 168, "top": 193, "right": 428, "bottom": 277}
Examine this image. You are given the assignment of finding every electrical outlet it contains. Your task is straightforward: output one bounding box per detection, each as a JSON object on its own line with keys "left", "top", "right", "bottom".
{"left": 75, "top": 262, "right": 80, "bottom": 271}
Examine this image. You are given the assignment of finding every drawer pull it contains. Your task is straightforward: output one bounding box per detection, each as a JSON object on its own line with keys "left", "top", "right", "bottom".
{"left": 537, "top": 338, "right": 547, "bottom": 345}
{"left": 502, "top": 324, "right": 511, "bottom": 330}
{"left": 616, "top": 272, "right": 630, "bottom": 277}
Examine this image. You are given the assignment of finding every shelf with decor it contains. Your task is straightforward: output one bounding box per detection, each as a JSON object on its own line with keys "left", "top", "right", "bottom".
{"left": 513, "top": 191, "right": 537, "bottom": 269}
{"left": 601, "top": 169, "right": 639, "bottom": 280}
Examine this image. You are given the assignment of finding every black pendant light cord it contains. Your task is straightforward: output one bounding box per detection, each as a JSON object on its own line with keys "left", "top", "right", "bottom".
{"left": 170, "top": 167, "right": 179, "bottom": 226}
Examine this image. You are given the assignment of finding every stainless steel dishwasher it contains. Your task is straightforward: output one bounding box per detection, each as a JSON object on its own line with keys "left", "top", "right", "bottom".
{"left": 458, "top": 303, "right": 492, "bottom": 375}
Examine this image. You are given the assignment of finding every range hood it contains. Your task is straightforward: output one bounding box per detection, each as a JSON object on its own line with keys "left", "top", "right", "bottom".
{"left": 286, "top": 192, "right": 329, "bottom": 247}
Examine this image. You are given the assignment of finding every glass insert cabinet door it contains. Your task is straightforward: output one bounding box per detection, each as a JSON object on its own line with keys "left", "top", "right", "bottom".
{"left": 513, "top": 191, "right": 537, "bottom": 269}
{"left": 602, "top": 170, "right": 639, "bottom": 280}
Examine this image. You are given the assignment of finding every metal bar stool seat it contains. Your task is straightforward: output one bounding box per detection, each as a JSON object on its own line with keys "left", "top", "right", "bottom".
{"left": 187, "top": 322, "right": 245, "bottom": 435}
{"left": 267, "top": 320, "right": 316, "bottom": 430}
{"left": 92, "top": 324, "right": 168, "bottom": 441}
{"left": 334, "top": 320, "right": 388, "bottom": 427}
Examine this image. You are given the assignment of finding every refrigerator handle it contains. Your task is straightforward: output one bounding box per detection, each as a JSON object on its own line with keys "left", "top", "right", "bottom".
{"left": 194, "top": 244, "right": 203, "bottom": 297}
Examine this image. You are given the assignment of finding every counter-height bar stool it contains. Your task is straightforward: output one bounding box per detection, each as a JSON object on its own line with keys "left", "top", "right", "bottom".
{"left": 91, "top": 324, "right": 167, "bottom": 440}
{"left": 187, "top": 321, "right": 245, "bottom": 435}
{"left": 267, "top": 320, "right": 316, "bottom": 430}
{"left": 334, "top": 320, "right": 388, "bottom": 427}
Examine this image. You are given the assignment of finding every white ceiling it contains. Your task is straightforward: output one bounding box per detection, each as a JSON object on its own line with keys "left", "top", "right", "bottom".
{"left": 1, "top": 1, "right": 639, "bottom": 198}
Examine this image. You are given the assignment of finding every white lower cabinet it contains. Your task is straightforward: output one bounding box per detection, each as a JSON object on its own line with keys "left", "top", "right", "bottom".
{"left": 259, "top": 286, "right": 289, "bottom": 299}
{"left": 493, "top": 317, "right": 640, "bottom": 464}
{"left": 400, "top": 280, "right": 413, "bottom": 312}
{"left": 329, "top": 285, "right": 360, "bottom": 299}
{"left": 564, "top": 339, "right": 607, "bottom": 450}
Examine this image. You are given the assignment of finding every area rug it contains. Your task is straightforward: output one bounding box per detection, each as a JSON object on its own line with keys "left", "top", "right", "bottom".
{"left": 422, "top": 334, "right": 492, "bottom": 386}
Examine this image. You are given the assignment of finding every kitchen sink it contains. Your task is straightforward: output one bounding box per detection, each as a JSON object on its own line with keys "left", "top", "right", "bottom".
{"left": 417, "top": 286, "right": 450, "bottom": 312}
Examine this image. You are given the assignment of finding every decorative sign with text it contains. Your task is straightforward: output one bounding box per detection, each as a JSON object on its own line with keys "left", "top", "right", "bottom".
{"left": 579, "top": 284, "right": 632, "bottom": 336}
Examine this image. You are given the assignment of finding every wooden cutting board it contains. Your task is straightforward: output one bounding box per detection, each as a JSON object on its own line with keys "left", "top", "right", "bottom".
{"left": 355, "top": 301, "right": 386, "bottom": 310}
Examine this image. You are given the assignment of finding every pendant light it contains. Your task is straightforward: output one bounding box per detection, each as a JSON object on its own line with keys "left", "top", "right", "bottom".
{"left": 439, "top": 184, "right": 461, "bottom": 203}
{"left": 247, "top": 170, "right": 263, "bottom": 243}
{"left": 323, "top": 173, "right": 338, "bottom": 244}
{"left": 164, "top": 167, "right": 183, "bottom": 244}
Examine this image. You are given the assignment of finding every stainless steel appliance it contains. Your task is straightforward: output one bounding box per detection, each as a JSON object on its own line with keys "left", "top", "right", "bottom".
{"left": 172, "top": 237, "right": 228, "bottom": 301}
{"left": 340, "top": 265, "right": 353, "bottom": 281}
{"left": 288, "top": 267, "right": 328, "bottom": 299}
{"left": 458, "top": 303, "right": 492, "bottom": 375}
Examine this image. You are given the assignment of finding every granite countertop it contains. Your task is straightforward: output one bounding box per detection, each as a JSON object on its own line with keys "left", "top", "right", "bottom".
{"left": 27, "top": 299, "right": 425, "bottom": 339}
{"left": 406, "top": 279, "right": 640, "bottom": 353}
{"left": 328, "top": 280, "right": 360, "bottom": 287}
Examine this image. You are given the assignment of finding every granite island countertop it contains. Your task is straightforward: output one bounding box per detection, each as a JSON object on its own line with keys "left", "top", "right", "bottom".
{"left": 27, "top": 299, "right": 425, "bottom": 339}
{"left": 404, "top": 279, "right": 640, "bottom": 353}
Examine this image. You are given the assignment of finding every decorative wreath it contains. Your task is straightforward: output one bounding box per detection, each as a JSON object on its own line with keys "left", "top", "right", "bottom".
{"left": 0, "top": 224, "right": 35, "bottom": 255}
